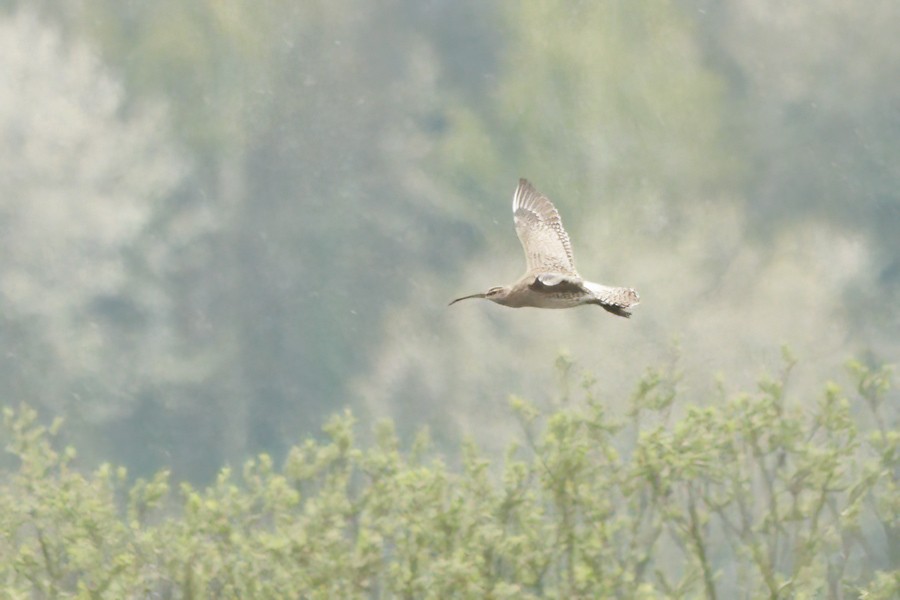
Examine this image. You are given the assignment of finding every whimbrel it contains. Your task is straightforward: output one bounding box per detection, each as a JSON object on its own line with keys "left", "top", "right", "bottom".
{"left": 450, "top": 179, "right": 640, "bottom": 317}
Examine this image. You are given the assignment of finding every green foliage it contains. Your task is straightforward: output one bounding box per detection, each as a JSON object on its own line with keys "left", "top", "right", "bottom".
{"left": 1, "top": 361, "right": 896, "bottom": 598}
{"left": 434, "top": 0, "right": 734, "bottom": 220}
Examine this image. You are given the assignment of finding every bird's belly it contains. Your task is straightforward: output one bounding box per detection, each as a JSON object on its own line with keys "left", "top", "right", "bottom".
{"left": 506, "top": 289, "right": 589, "bottom": 309}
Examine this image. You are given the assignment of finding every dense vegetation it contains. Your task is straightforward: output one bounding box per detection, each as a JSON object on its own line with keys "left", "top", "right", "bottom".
{"left": 1, "top": 3, "right": 898, "bottom": 596}
{"left": 2, "top": 358, "right": 896, "bottom": 598}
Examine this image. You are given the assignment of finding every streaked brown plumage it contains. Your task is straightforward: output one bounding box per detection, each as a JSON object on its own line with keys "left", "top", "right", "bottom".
{"left": 450, "top": 179, "right": 639, "bottom": 317}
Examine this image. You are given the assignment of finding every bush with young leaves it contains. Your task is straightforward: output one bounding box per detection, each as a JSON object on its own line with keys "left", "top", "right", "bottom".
{"left": 0, "top": 358, "right": 897, "bottom": 598}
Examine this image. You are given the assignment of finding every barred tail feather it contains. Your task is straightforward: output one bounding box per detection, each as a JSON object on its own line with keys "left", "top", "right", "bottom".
{"left": 584, "top": 282, "right": 640, "bottom": 318}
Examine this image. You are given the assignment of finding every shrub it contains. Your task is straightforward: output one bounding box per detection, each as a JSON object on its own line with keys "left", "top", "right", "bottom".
{"left": 1, "top": 358, "right": 897, "bottom": 598}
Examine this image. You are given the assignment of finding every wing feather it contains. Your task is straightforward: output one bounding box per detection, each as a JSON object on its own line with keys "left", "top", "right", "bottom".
{"left": 512, "top": 179, "right": 578, "bottom": 276}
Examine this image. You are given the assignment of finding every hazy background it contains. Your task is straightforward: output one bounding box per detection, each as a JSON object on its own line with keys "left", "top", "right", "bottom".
{"left": 1, "top": 0, "right": 897, "bottom": 482}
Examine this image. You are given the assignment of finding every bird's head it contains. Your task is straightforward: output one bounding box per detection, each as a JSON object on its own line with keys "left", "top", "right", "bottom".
{"left": 449, "top": 285, "right": 510, "bottom": 306}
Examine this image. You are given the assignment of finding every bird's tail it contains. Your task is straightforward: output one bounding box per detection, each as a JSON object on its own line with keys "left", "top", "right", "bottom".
{"left": 584, "top": 282, "right": 640, "bottom": 318}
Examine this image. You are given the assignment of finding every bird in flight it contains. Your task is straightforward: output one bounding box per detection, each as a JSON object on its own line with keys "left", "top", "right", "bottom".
{"left": 450, "top": 179, "right": 639, "bottom": 317}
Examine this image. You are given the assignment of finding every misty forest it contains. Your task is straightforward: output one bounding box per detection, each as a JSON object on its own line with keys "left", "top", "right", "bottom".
{"left": 0, "top": 1, "right": 898, "bottom": 598}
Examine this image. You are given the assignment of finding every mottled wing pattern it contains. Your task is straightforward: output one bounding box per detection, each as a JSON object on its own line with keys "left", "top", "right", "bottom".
{"left": 513, "top": 179, "right": 578, "bottom": 276}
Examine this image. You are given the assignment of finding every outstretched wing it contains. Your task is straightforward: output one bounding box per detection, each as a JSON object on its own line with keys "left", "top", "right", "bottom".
{"left": 512, "top": 179, "right": 578, "bottom": 276}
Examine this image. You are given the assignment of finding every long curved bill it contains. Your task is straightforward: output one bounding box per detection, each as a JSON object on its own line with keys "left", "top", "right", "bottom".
{"left": 448, "top": 293, "right": 485, "bottom": 306}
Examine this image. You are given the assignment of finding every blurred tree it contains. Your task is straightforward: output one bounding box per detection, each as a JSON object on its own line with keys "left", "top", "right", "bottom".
{"left": 0, "top": 9, "right": 187, "bottom": 457}
{"left": 3, "top": 0, "right": 896, "bottom": 484}
{"left": 1, "top": 0, "right": 501, "bottom": 478}
{"left": 433, "top": 0, "right": 735, "bottom": 224}
{"left": 682, "top": 0, "right": 900, "bottom": 338}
